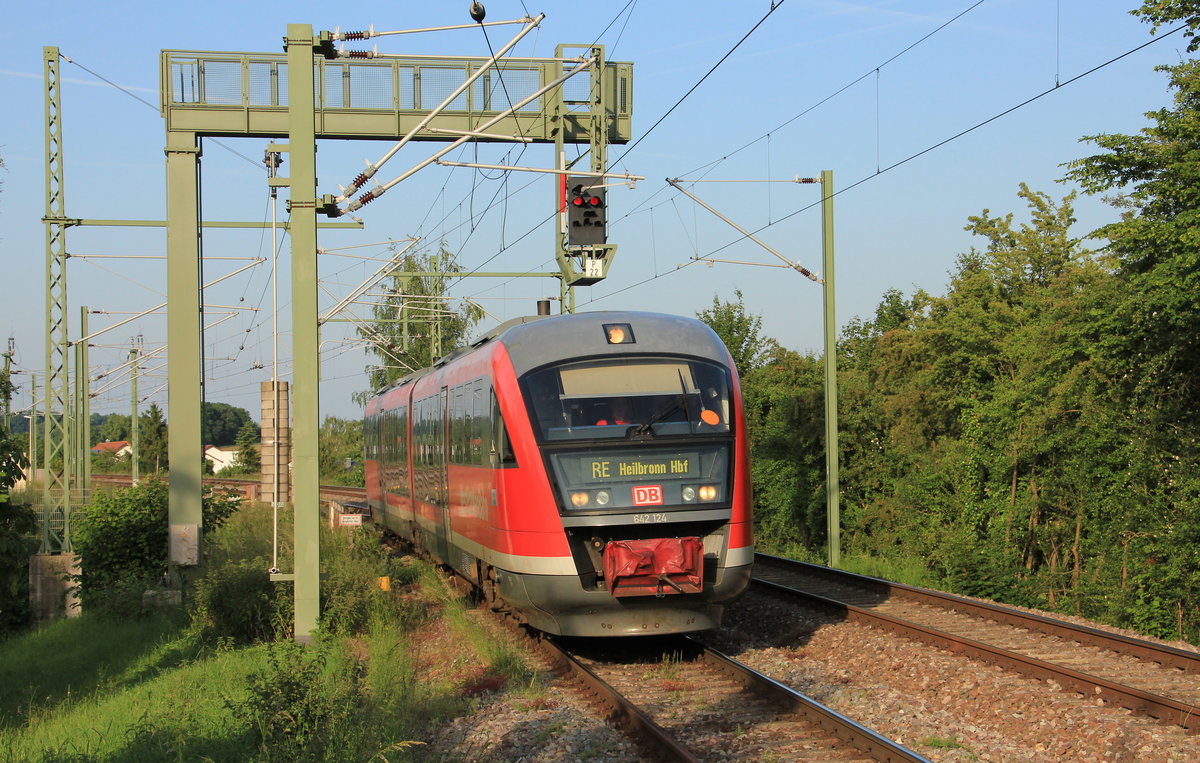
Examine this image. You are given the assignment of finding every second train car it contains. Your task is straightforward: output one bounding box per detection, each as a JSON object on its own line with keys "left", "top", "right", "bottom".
{"left": 364, "top": 310, "right": 752, "bottom": 636}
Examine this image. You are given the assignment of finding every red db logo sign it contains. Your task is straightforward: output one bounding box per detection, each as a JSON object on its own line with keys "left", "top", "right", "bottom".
{"left": 632, "top": 485, "right": 664, "bottom": 506}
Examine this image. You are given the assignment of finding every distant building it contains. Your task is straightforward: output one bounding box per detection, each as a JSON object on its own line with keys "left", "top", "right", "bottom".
{"left": 90, "top": 440, "right": 132, "bottom": 459}
{"left": 204, "top": 445, "right": 241, "bottom": 472}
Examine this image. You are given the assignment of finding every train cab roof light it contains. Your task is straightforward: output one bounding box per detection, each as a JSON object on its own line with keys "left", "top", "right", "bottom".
{"left": 603, "top": 323, "right": 635, "bottom": 344}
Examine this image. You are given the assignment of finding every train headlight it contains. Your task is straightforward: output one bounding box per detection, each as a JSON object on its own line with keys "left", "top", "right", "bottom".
{"left": 595, "top": 490, "right": 611, "bottom": 506}
{"left": 570, "top": 491, "right": 590, "bottom": 508}
{"left": 698, "top": 485, "right": 718, "bottom": 501}
{"left": 682, "top": 486, "right": 697, "bottom": 502}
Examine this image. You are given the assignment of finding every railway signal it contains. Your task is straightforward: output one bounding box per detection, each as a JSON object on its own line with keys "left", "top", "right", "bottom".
{"left": 567, "top": 177, "right": 607, "bottom": 246}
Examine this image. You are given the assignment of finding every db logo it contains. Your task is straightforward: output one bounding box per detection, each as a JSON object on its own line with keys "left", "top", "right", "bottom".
{"left": 632, "top": 485, "right": 664, "bottom": 506}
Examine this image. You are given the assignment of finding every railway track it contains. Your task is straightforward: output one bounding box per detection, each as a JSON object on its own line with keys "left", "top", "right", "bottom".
{"left": 91, "top": 473, "right": 368, "bottom": 505}
{"left": 533, "top": 634, "right": 928, "bottom": 762}
{"left": 752, "top": 553, "right": 1200, "bottom": 733}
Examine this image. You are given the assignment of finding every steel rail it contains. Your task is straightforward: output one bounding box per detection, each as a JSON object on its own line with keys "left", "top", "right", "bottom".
{"left": 753, "top": 554, "right": 1200, "bottom": 731}
{"left": 475, "top": 570, "right": 925, "bottom": 760}
{"left": 756, "top": 553, "right": 1200, "bottom": 673}
{"left": 534, "top": 637, "right": 700, "bottom": 762}
{"left": 695, "top": 640, "right": 930, "bottom": 762}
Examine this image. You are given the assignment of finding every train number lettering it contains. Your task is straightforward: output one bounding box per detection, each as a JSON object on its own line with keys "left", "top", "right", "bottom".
{"left": 632, "top": 485, "right": 664, "bottom": 506}
{"left": 632, "top": 512, "right": 669, "bottom": 524}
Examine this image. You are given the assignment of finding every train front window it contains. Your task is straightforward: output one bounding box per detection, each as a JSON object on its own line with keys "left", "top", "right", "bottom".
{"left": 523, "top": 358, "right": 732, "bottom": 442}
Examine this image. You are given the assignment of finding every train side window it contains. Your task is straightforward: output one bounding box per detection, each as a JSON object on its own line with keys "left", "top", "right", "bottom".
{"left": 490, "top": 388, "right": 517, "bottom": 466}
{"left": 450, "top": 385, "right": 466, "bottom": 465}
{"left": 471, "top": 379, "right": 486, "bottom": 465}
{"left": 395, "top": 404, "right": 409, "bottom": 496}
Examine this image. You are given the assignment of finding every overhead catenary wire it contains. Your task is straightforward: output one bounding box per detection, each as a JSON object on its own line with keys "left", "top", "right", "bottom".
{"left": 334, "top": 15, "right": 545, "bottom": 203}
{"left": 579, "top": 24, "right": 1187, "bottom": 310}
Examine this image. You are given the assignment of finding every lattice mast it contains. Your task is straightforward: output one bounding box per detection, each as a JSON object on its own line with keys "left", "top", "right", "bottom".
{"left": 41, "top": 46, "right": 72, "bottom": 554}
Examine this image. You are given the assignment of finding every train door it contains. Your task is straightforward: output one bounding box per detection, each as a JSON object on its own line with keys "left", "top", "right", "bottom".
{"left": 434, "top": 386, "right": 451, "bottom": 561}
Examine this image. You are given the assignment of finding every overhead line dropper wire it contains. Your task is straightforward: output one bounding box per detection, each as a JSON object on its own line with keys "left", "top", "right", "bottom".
{"left": 620, "top": 0, "right": 992, "bottom": 224}
{"left": 583, "top": 24, "right": 1186, "bottom": 308}
{"left": 612, "top": 0, "right": 785, "bottom": 166}
{"left": 455, "top": 1, "right": 779, "bottom": 299}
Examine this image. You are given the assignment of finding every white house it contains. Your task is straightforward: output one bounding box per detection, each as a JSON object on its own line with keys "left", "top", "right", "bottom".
{"left": 204, "top": 445, "right": 241, "bottom": 472}
{"left": 90, "top": 440, "right": 132, "bottom": 459}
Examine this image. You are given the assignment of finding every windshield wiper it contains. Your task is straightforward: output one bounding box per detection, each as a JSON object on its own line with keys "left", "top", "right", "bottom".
{"left": 632, "top": 371, "right": 694, "bottom": 437}
{"left": 632, "top": 396, "right": 685, "bottom": 436}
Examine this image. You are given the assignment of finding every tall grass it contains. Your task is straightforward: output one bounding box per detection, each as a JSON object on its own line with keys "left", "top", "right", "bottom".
{"left": 763, "top": 542, "right": 945, "bottom": 590}
{"left": 0, "top": 611, "right": 192, "bottom": 730}
{"left": 0, "top": 501, "right": 529, "bottom": 761}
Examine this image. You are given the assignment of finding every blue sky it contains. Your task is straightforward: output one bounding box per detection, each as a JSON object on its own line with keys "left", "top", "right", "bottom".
{"left": 0, "top": 1, "right": 1181, "bottom": 421}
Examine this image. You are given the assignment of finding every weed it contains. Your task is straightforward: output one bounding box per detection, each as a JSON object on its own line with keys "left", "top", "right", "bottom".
{"left": 192, "top": 558, "right": 292, "bottom": 643}
{"left": 656, "top": 650, "right": 687, "bottom": 681}
{"left": 226, "top": 639, "right": 365, "bottom": 761}
{"left": 921, "top": 735, "right": 966, "bottom": 750}
{"left": 534, "top": 720, "right": 567, "bottom": 744}
{"left": 370, "top": 739, "right": 428, "bottom": 761}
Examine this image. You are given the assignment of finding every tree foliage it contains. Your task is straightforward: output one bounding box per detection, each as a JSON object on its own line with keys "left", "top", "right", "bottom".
{"left": 94, "top": 413, "right": 130, "bottom": 446}
{"left": 72, "top": 480, "right": 240, "bottom": 613}
{"left": 0, "top": 348, "right": 36, "bottom": 634}
{"left": 696, "top": 289, "right": 777, "bottom": 374}
{"left": 1132, "top": 0, "right": 1200, "bottom": 51}
{"left": 357, "top": 247, "right": 484, "bottom": 397}
{"left": 202, "top": 402, "right": 255, "bottom": 447}
{"left": 743, "top": 175, "right": 1200, "bottom": 641}
{"left": 138, "top": 403, "right": 168, "bottom": 475}
{"left": 732, "top": 11, "right": 1200, "bottom": 641}
{"left": 318, "top": 417, "right": 364, "bottom": 487}
{"left": 234, "top": 420, "right": 261, "bottom": 474}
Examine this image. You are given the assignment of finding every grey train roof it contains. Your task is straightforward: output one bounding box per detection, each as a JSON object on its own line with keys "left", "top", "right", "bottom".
{"left": 490, "top": 311, "right": 729, "bottom": 377}
{"left": 376, "top": 311, "right": 729, "bottom": 398}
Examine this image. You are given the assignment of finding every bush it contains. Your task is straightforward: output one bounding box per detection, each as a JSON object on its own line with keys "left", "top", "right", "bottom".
{"left": 320, "top": 528, "right": 418, "bottom": 636}
{"left": 192, "top": 558, "right": 292, "bottom": 643}
{"left": 0, "top": 498, "right": 37, "bottom": 635}
{"left": 227, "top": 640, "right": 366, "bottom": 762}
{"left": 72, "top": 480, "right": 241, "bottom": 614}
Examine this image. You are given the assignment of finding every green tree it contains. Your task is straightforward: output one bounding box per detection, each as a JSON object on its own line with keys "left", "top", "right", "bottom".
{"left": 1132, "top": 0, "right": 1200, "bottom": 51}
{"left": 0, "top": 381, "right": 36, "bottom": 634}
{"left": 234, "top": 420, "right": 261, "bottom": 473}
{"left": 94, "top": 413, "right": 131, "bottom": 445}
{"left": 740, "top": 347, "right": 825, "bottom": 551}
{"left": 1058, "top": 16, "right": 1200, "bottom": 637}
{"left": 358, "top": 246, "right": 484, "bottom": 396}
{"left": 139, "top": 403, "right": 168, "bottom": 474}
{"left": 72, "top": 480, "right": 239, "bottom": 613}
{"left": 318, "top": 417, "right": 364, "bottom": 487}
{"left": 695, "top": 289, "right": 777, "bottom": 374}
{"left": 201, "top": 402, "right": 254, "bottom": 446}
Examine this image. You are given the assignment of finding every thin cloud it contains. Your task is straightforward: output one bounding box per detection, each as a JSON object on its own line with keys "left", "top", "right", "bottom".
{"left": 0, "top": 68, "right": 156, "bottom": 93}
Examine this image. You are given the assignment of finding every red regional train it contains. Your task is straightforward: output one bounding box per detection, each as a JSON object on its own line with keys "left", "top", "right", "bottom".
{"left": 364, "top": 310, "right": 752, "bottom": 636}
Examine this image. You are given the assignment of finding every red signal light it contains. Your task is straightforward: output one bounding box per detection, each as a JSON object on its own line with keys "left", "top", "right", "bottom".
{"left": 571, "top": 196, "right": 585, "bottom": 207}
{"left": 588, "top": 196, "right": 602, "bottom": 206}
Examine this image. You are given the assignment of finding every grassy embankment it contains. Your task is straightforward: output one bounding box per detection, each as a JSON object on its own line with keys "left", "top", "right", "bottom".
{"left": 0, "top": 499, "right": 540, "bottom": 762}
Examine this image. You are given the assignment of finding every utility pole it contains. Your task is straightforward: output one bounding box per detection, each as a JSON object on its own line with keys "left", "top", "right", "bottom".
{"left": 130, "top": 337, "right": 140, "bottom": 484}
{"left": 667, "top": 171, "right": 840, "bottom": 567}
{"left": 77, "top": 307, "right": 91, "bottom": 505}
{"left": 43, "top": 46, "right": 72, "bottom": 554}
{"left": 283, "top": 23, "right": 323, "bottom": 643}
{"left": 30, "top": 375, "right": 38, "bottom": 486}
{"left": 3, "top": 338, "right": 13, "bottom": 433}
{"left": 820, "top": 170, "right": 840, "bottom": 568}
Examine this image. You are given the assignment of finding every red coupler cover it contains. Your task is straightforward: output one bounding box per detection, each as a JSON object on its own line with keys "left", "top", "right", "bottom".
{"left": 603, "top": 536, "right": 704, "bottom": 597}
